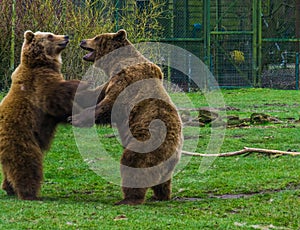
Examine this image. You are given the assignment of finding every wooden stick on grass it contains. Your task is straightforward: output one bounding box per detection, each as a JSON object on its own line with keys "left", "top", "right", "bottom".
{"left": 182, "top": 147, "right": 300, "bottom": 157}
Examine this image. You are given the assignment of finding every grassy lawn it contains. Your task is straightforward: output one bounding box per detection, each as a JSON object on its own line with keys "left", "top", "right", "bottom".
{"left": 0, "top": 88, "right": 300, "bottom": 229}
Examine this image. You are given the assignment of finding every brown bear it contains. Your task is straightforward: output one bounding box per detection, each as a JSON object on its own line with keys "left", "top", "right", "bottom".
{"left": 71, "top": 30, "right": 183, "bottom": 205}
{"left": 0, "top": 30, "right": 98, "bottom": 200}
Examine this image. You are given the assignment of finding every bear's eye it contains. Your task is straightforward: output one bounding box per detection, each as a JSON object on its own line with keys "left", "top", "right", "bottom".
{"left": 47, "top": 34, "right": 54, "bottom": 41}
{"left": 95, "top": 36, "right": 100, "bottom": 42}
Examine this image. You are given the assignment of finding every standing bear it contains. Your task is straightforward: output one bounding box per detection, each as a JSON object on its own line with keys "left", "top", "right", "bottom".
{"left": 0, "top": 31, "right": 97, "bottom": 200}
{"left": 71, "top": 30, "right": 183, "bottom": 205}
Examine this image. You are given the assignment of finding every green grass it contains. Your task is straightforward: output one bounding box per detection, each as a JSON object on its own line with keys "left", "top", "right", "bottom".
{"left": 1, "top": 88, "right": 300, "bottom": 229}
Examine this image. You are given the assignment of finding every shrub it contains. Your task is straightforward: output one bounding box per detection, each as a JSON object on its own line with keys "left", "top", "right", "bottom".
{"left": 0, "top": 0, "right": 168, "bottom": 90}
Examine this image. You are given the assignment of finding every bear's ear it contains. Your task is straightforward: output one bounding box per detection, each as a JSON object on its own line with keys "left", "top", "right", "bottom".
{"left": 114, "top": 29, "right": 127, "bottom": 41}
{"left": 24, "top": 30, "right": 35, "bottom": 43}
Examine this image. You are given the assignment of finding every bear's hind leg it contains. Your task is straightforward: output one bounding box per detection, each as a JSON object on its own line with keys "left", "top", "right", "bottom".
{"left": 9, "top": 154, "right": 43, "bottom": 200}
{"left": 115, "top": 187, "right": 147, "bottom": 205}
{"left": 14, "top": 175, "right": 42, "bottom": 200}
{"left": 16, "top": 184, "right": 41, "bottom": 201}
{"left": 14, "top": 167, "right": 42, "bottom": 200}
{"left": 1, "top": 171, "right": 16, "bottom": 196}
{"left": 151, "top": 179, "right": 171, "bottom": 201}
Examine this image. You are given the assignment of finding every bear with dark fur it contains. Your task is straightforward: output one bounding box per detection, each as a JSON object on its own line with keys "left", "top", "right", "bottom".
{"left": 0, "top": 30, "right": 97, "bottom": 200}
{"left": 71, "top": 30, "right": 183, "bottom": 205}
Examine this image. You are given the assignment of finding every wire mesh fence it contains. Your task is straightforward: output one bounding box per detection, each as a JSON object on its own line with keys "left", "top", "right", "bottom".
{"left": 210, "top": 34, "right": 253, "bottom": 87}
{"left": 1, "top": 0, "right": 300, "bottom": 91}
{"left": 156, "top": 0, "right": 300, "bottom": 90}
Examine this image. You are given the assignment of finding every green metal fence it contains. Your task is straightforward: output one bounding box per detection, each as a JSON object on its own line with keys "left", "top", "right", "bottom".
{"left": 1, "top": 0, "right": 300, "bottom": 90}
{"left": 138, "top": 0, "right": 300, "bottom": 90}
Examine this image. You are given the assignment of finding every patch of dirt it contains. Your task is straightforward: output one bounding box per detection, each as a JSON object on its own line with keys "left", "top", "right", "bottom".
{"left": 209, "top": 193, "right": 254, "bottom": 199}
{"left": 253, "top": 103, "right": 289, "bottom": 108}
{"left": 261, "top": 68, "right": 297, "bottom": 90}
{"left": 173, "top": 183, "right": 300, "bottom": 201}
{"left": 179, "top": 106, "right": 299, "bottom": 128}
{"left": 173, "top": 197, "right": 204, "bottom": 201}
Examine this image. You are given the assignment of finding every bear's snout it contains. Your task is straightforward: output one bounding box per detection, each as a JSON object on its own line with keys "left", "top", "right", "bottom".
{"left": 63, "top": 35, "right": 69, "bottom": 44}
{"left": 59, "top": 37, "right": 69, "bottom": 48}
{"left": 80, "top": 40, "right": 87, "bottom": 47}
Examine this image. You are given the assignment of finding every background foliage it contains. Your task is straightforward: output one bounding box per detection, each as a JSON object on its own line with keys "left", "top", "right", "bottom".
{"left": 0, "top": 0, "right": 167, "bottom": 90}
{"left": 1, "top": 0, "right": 300, "bottom": 90}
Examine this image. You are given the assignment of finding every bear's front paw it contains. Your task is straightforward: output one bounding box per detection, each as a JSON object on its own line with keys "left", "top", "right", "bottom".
{"left": 68, "top": 109, "right": 95, "bottom": 128}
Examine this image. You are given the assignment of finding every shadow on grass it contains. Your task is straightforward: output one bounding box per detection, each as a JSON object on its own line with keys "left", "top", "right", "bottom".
{"left": 174, "top": 182, "right": 300, "bottom": 202}
{"left": 1, "top": 182, "right": 299, "bottom": 206}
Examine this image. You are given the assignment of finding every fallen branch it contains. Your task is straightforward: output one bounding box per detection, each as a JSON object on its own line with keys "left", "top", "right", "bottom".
{"left": 182, "top": 147, "right": 300, "bottom": 157}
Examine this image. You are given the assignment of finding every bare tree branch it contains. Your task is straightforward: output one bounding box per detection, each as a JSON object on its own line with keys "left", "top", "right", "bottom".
{"left": 182, "top": 147, "right": 300, "bottom": 157}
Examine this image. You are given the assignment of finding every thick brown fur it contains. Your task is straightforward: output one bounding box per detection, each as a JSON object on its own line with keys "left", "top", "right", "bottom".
{"left": 71, "top": 30, "right": 183, "bottom": 205}
{"left": 0, "top": 31, "right": 98, "bottom": 200}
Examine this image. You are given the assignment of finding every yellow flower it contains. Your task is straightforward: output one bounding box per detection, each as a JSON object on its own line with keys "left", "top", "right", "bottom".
{"left": 230, "top": 50, "right": 245, "bottom": 64}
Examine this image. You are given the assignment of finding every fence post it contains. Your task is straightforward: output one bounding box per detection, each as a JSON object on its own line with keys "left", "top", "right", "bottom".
{"left": 203, "top": 0, "right": 211, "bottom": 69}
{"left": 296, "top": 52, "right": 299, "bottom": 90}
{"left": 252, "top": 0, "right": 262, "bottom": 87}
